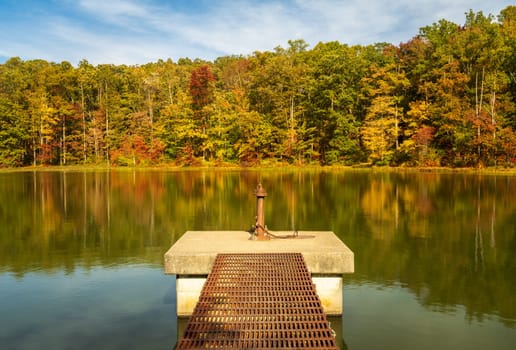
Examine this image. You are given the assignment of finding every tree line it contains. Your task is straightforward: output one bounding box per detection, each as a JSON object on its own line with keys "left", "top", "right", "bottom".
{"left": 0, "top": 7, "right": 514, "bottom": 168}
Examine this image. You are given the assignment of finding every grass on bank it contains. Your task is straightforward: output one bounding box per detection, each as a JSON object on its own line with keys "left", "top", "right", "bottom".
{"left": 1, "top": 161, "right": 515, "bottom": 176}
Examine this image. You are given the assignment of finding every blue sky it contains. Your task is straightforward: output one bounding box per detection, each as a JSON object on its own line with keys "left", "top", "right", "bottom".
{"left": 0, "top": 0, "right": 512, "bottom": 65}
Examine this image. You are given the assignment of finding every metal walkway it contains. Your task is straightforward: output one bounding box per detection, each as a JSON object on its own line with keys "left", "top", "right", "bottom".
{"left": 176, "top": 253, "right": 338, "bottom": 349}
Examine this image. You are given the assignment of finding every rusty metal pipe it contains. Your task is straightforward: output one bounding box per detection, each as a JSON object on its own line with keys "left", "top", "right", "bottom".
{"left": 254, "top": 183, "right": 269, "bottom": 241}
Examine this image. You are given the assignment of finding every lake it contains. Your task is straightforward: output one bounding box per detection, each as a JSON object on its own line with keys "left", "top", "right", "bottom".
{"left": 0, "top": 169, "right": 514, "bottom": 349}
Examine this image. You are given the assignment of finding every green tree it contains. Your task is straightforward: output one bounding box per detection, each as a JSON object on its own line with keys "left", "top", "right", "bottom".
{"left": 0, "top": 58, "right": 31, "bottom": 166}
{"left": 304, "top": 42, "right": 368, "bottom": 164}
{"left": 156, "top": 90, "right": 200, "bottom": 163}
{"left": 246, "top": 40, "right": 310, "bottom": 163}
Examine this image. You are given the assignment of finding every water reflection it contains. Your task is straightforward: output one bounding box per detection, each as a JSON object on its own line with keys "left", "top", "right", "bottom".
{"left": 343, "top": 282, "right": 516, "bottom": 350}
{"left": 342, "top": 173, "right": 515, "bottom": 328}
{"left": 0, "top": 169, "right": 514, "bottom": 349}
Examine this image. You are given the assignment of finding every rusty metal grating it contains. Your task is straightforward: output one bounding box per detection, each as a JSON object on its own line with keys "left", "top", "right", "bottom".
{"left": 176, "top": 253, "right": 338, "bottom": 349}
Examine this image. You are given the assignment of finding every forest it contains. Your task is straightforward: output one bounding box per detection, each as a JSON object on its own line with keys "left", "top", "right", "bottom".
{"left": 0, "top": 6, "right": 514, "bottom": 168}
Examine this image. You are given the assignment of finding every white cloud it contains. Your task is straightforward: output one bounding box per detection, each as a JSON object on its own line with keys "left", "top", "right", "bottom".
{"left": 77, "top": 0, "right": 150, "bottom": 19}
{"left": 46, "top": 17, "right": 206, "bottom": 64}
{"left": 0, "top": 0, "right": 511, "bottom": 65}
{"left": 176, "top": 1, "right": 301, "bottom": 54}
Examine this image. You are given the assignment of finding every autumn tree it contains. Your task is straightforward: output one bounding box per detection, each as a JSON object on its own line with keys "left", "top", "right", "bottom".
{"left": 360, "top": 60, "right": 410, "bottom": 164}
{"left": 188, "top": 65, "right": 215, "bottom": 159}
{"left": 245, "top": 40, "right": 311, "bottom": 163}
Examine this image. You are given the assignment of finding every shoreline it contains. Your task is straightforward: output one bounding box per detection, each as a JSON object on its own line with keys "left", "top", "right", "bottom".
{"left": 1, "top": 164, "right": 515, "bottom": 176}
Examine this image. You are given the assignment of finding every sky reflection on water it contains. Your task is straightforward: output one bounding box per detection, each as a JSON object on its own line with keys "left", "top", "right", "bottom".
{"left": 0, "top": 265, "right": 176, "bottom": 350}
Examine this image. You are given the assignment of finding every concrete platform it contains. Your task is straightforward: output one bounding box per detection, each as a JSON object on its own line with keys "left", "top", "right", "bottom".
{"left": 164, "top": 230, "right": 354, "bottom": 316}
{"left": 164, "top": 230, "right": 354, "bottom": 275}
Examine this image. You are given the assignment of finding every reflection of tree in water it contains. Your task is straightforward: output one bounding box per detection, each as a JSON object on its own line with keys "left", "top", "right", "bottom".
{"left": 0, "top": 170, "right": 264, "bottom": 275}
{"left": 347, "top": 173, "right": 515, "bottom": 327}
{"left": 0, "top": 170, "right": 514, "bottom": 327}
{"left": 360, "top": 172, "right": 442, "bottom": 240}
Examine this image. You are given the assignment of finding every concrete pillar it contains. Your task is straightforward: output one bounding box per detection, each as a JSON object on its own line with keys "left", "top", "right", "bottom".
{"left": 176, "top": 277, "right": 206, "bottom": 317}
{"left": 175, "top": 275, "right": 343, "bottom": 317}
{"left": 312, "top": 277, "right": 343, "bottom": 316}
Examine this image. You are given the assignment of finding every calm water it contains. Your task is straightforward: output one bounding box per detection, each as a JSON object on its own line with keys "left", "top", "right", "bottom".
{"left": 0, "top": 169, "right": 514, "bottom": 350}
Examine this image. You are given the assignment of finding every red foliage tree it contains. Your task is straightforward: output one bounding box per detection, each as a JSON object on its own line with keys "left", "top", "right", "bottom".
{"left": 189, "top": 65, "right": 215, "bottom": 110}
